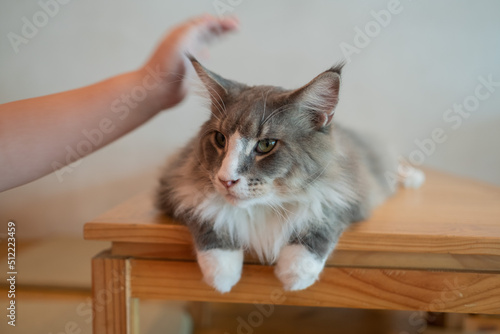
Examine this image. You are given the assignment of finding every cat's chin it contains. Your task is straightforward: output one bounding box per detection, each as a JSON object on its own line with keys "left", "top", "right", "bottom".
{"left": 222, "top": 193, "right": 265, "bottom": 208}
{"left": 223, "top": 193, "right": 249, "bottom": 207}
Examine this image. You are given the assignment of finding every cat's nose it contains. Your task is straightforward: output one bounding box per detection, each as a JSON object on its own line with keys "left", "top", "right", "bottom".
{"left": 218, "top": 177, "right": 240, "bottom": 189}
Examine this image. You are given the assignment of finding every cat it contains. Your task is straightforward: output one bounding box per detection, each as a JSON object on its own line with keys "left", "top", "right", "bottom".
{"left": 156, "top": 55, "right": 424, "bottom": 293}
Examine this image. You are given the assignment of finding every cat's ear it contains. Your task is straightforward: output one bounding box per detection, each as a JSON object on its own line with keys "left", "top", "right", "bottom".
{"left": 290, "top": 65, "right": 342, "bottom": 129}
{"left": 188, "top": 54, "right": 239, "bottom": 103}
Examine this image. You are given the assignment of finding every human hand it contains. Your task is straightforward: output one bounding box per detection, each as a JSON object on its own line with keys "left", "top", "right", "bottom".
{"left": 141, "top": 14, "right": 239, "bottom": 110}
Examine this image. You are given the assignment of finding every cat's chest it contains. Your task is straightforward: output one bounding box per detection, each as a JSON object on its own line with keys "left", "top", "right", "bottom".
{"left": 209, "top": 201, "right": 309, "bottom": 263}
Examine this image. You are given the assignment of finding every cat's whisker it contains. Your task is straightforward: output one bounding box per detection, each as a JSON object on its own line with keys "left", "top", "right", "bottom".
{"left": 182, "top": 72, "right": 227, "bottom": 119}
{"left": 271, "top": 202, "right": 295, "bottom": 230}
{"left": 200, "top": 92, "right": 226, "bottom": 120}
{"left": 273, "top": 158, "right": 336, "bottom": 197}
{"left": 268, "top": 203, "right": 287, "bottom": 224}
{"left": 261, "top": 104, "right": 294, "bottom": 126}
{"left": 273, "top": 203, "right": 302, "bottom": 241}
{"left": 206, "top": 106, "right": 221, "bottom": 122}
{"left": 157, "top": 60, "right": 400, "bottom": 293}
{"left": 270, "top": 201, "right": 292, "bottom": 222}
{"left": 203, "top": 85, "right": 227, "bottom": 119}
{"left": 157, "top": 73, "right": 227, "bottom": 121}
{"left": 302, "top": 160, "right": 333, "bottom": 188}
{"left": 164, "top": 72, "right": 202, "bottom": 86}
{"left": 207, "top": 84, "right": 228, "bottom": 116}
{"left": 192, "top": 93, "right": 224, "bottom": 123}
{"left": 277, "top": 204, "right": 295, "bottom": 222}
{"left": 261, "top": 90, "right": 271, "bottom": 124}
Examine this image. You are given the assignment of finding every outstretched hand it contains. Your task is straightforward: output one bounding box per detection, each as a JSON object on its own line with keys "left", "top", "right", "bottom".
{"left": 142, "top": 14, "right": 239, "bottom": 109}
{"left": 0, "top": 14, "right": 238, "bottom": 192}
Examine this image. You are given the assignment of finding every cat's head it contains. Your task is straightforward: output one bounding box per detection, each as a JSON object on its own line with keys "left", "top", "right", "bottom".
{"left": 190, "top": 56, "right": 342, "bottom": 207}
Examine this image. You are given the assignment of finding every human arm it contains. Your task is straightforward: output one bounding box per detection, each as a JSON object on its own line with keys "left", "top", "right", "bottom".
{"left": 0, "top": 15, "right": 238, "bottom": 192}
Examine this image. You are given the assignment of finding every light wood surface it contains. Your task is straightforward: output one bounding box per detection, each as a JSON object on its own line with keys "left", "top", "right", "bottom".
{"left": 85, "top": 167, "right": 500, "bottom": 330}
{"left": 92, "top": 251, "right": 131, "bottom": 334}
{"left": 110, "top": 242, "right": 500, "bottom": 272}
{"left": 84, "top": 164, "right": 500, "bottom": 333}
{"left": 85, "top": 168, "right": 500, "bottom": 257}
{"left": 129, "top": 258, "right": 500, "bottom": 314}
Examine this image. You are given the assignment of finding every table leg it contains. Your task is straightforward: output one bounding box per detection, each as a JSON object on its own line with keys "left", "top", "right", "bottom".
{"left": 92, "top": 250, "right": 131, "bottom": 334}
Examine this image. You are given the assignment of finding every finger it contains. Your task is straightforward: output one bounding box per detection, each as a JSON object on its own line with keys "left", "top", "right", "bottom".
{"left": 193, "top": 13, "right": 239, "bottom": 28}
{"left": 208, "top": 16, "right": 240, "bottom": 35}
{"left": 214, "top": 16, "right": 240, "bottom": 32}
{"left": 195, "top": 16, "right": 239, "bottom": 47}
{"left": 191, "top": 14, "right": 239, "bottom": 36}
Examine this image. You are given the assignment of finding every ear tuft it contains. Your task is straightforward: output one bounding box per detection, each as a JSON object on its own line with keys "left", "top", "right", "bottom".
{"left": 188, "top": 54, "right": 229, "bottom": 97}
{"left": 187, "top": 54, "right": 246, "bottom": 115}
{"left": 328, "top": 61, "right": 345, "bottom": 76}
{"left": 291, "top": 66, "right": 342, "bottom": 129}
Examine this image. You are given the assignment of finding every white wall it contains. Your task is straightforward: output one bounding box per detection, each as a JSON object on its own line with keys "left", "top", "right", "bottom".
{"left": 1, "top": 0, "right": 499, "bottom": 238}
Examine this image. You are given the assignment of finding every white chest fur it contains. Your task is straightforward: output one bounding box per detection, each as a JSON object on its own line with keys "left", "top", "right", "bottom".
{"left": 193, "top": 195, "right": 316, "bottom": 263}
{"left": 172, "top": 167, "right": 349, "bottom": 264}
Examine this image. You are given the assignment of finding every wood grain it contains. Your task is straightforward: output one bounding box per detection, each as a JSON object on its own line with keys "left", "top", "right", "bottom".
{"left": 92, "top": 251, "right": 130, "bottom": 334}
{"left": 85, "top": 168, "right": 500, "bottom": 257}
{"left": 110, "top": 242, "right": 500, "bottom": 272}
{"left": 129, "top": 259, "right": 500, "bottom": 315}
{"left": 85, "top": 168, "right": 500, "bottom": 328}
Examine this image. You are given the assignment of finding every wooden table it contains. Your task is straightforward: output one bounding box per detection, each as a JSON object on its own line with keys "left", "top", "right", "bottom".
{"left": 84, "top": 169, "right": 500, "bottom": 334}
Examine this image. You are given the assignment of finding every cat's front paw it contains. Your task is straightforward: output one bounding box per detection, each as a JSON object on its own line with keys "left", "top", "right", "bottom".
{"left": 196, "top": 248, "right": 243, "bottom": 293}
{"left": 275, "top": 244, "right": 326, "bottom": 291}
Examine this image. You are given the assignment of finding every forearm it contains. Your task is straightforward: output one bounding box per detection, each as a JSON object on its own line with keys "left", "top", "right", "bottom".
{"left": 0, "top": 14, "right": 238, "bottom": 192}
{"left": 0, "top": 68, "right": 167, "bottom": 191}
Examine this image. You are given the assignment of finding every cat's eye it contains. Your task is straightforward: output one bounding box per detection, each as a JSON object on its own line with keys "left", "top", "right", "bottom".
{"left": 214, "top": 131, "right": 226, "bottom": 148}
{"left": 256, "top": 139, "right": 277, "bottom": 154}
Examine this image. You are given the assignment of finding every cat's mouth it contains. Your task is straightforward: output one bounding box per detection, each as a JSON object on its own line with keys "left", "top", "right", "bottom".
{"left": 212, "top": 178, "right": 247, "bottom": 204}
{"left": 224, "top": 193, "right": 245, "bottom": 205}
{"left": 212, "top": 177, "right": 259, "bottom": 206}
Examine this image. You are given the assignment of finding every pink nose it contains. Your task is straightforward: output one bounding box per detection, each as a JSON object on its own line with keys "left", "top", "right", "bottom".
{"left": 219, "top": 178, "right": 240, "bottom": 189}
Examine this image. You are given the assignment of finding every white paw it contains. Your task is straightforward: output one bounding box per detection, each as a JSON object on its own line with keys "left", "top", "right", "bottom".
{"left": 275, "top": 244, "right": 326, "bottom": 291}
{"left": 196, "top": 248, "right": 243, "bottom": 293}
{"left": 399, "top": 165, "right": 425, "bottom": 189}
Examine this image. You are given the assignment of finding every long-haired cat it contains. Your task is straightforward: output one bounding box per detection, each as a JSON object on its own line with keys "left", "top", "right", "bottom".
{"left": 156, "top": 56, "right": 424, "bottom": 293}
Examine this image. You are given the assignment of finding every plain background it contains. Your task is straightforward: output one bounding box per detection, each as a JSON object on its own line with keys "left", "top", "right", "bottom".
{"left": 1, "top": 0, "right": 499, "bottom": 238}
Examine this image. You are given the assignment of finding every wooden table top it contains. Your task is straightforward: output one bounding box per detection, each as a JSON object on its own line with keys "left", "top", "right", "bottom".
{"left": 84, "top": 168, "right": 500, "bottom": 259}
